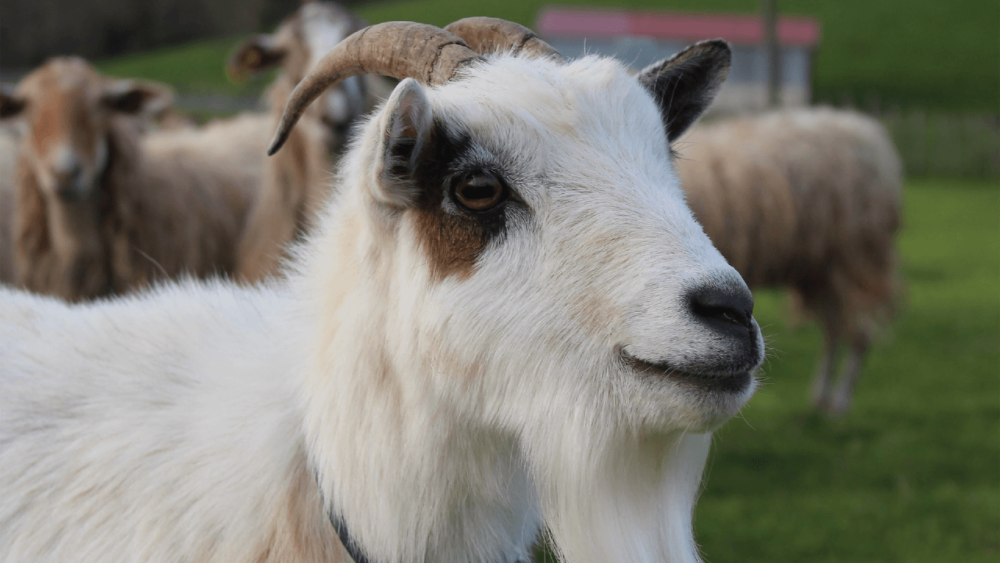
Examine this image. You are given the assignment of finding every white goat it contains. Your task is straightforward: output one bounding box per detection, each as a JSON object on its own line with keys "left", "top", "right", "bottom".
{"left": 0, "top": 19, "right": 764, "bottom": 563}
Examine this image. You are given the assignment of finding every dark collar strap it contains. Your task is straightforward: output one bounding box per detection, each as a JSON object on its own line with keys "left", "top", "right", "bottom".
{"left": 330, "top": 513, "right": 375, "bottom": 563}
{"left": 330, "top": 512, "right": 371, "bottom": 563}
{"left": 328, "top": 505, "right": 529, "bottom": 563}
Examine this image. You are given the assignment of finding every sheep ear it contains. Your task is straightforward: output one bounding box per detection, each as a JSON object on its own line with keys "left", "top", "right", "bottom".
{"left": 375, "top": 78, "right": 432, "bottom": 208}
{"left": 638, "top": 39, "right": 731, "bottom": 143}
{"left": 0, "top": 85, "right": 26, "bottom": 119}
{"left": 101, "top": 80, "right": 174, "bottom": 116}
{"left": 228, "top": 35, "right": 286, "bottom": 82}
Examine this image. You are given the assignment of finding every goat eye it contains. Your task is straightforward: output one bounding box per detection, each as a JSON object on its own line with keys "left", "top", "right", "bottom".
{"left": 453, "top": 174, "right": 506, "bottom": 212}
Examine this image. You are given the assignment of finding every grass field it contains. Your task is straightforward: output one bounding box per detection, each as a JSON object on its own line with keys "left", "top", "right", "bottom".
{"left": 94, "top": 0, "right": 999, "bottom": 112}
{"left": 95, "top": 36, "right": 275, "bottom": 98}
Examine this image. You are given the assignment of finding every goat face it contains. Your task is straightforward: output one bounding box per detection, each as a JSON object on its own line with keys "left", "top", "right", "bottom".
{"left": 0, "top": 58, "right": 171, "bottom": 202}
{"left": 340, "top": 44, "right": 764, "bottom": 433}
{"left": 229, "top": 2, "right": 367, "bottom": 147}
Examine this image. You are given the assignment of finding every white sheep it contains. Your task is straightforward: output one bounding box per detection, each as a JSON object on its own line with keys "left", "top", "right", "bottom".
{"left": 0, "top": 19, "right": 764, "bottom": 563}
{"left": 676, "top": 108, "right": 902, "bottom": 413}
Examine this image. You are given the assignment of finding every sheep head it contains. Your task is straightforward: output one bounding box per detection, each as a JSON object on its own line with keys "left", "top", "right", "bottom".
{"left": 0, "top": 58, "right": 171, "bottom": 202}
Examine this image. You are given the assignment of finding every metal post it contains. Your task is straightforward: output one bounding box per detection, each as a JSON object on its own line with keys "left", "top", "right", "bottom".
{"left": 762, "top": 0, "right": 781, "bottom": 107}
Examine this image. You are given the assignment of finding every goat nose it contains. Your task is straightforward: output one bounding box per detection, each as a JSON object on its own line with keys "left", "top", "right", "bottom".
{"left": 688, "top": 285, "right": 754, "bottom": 337}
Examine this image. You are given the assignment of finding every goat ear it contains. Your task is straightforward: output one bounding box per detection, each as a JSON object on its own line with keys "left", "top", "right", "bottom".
{"left": 638, "top": 39, "right": 731, "bottom": 143}
{"left": 101, "top": 80, "right": 175, "bottom": 116}
{"left": 228, "top": 35, "right": 286, "bottom": 82}
{"left": 374, "top": 78, "right": 432, "bottom": 208}
{"left": 0, "top": 85, "right": 26, "bottom": 119}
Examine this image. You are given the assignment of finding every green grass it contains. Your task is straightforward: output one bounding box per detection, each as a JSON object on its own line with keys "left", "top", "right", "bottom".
{"left": 689, "top": 179, "right": 999, "bottom": 562}
{"left": 94, "top": 36, "right": 275, "bottom": 98}
{"left": 92, "top": 0, "right": 998, "bottom": 112}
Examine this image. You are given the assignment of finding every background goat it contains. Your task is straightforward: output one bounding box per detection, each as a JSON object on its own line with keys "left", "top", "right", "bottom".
{"left": 0, "top": 19, "right": 763, "bottom": 563}
{"left": 0, "top": 80, "right": 184, "bottom": 287}
{"left": 0, "top": 58, "right": 263, "bottom": 301}
{"left": 229, "top": 1, "right": 377, "bottom": 282}
{"left": 676, "top": 108, "right": 902, "bottom": 413}
{"left": 228, "top": 1, "right": 390, "bottom": 154}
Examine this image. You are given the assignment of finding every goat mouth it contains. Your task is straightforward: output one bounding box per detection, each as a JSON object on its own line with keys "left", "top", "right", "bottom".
{"left": 621, "top": 352, "right": 752, "bottom": 394}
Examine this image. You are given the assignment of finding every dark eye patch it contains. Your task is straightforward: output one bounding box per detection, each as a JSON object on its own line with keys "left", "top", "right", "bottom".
{"left": 408, "top": 120, "right": 526, "bottom": 282}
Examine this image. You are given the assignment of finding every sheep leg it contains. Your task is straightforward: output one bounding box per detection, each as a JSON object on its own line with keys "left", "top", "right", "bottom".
{"left": 811, "top": 328, "right": 840, "bottom": 409}
{"left": 828, "top": 332, "right": 870, "bottom": 415}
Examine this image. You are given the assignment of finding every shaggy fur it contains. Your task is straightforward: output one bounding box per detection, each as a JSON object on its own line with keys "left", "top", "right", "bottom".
{"left": 1, "top": 36, "right": 764, "bottom": 563}
{"left": 676, "top": 107, "right": 903, "bottom": 413}
{"left": 2, "top": 58, "right": 264, "bottom": 301}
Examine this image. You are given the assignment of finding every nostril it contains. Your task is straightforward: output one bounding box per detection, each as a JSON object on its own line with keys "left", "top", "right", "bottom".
{"left": 689, "top": 286, "right": 754, "bottom": 331}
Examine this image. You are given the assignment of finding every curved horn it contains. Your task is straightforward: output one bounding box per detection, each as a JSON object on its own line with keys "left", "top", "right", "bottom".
{"left": 268, "top": 22, "right": 483, "bottom": 155}
{"left": 444, "top": 17, "right": 561, "bottom": 61}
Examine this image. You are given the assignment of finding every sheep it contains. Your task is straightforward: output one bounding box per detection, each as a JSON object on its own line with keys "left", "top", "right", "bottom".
{"left": 675, "top": 107, "right": 903, "bottom": 414}
{"left": 0, "top": 58, "right": 264, "bottom": 301}
{"left": 229, "top": 1, "right": 389, "bottom": 282}
{"left": 0, "top": 19, "right": 765, "bottom": 563}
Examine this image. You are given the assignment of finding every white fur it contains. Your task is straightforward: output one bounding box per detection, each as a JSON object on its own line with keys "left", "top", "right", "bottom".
{"left": 0, "top": 52, "right": 763, "bottom": 563}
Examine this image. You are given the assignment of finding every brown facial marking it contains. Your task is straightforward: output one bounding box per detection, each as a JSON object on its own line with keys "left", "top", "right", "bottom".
{"left": 412, "top": 196, "right": 488, "bottom": 281}
{"left": 29, "top": 89, "right": 65, "bottom": 156}
{"left": 23, "top": 61, "right": 102, "bottom": 170}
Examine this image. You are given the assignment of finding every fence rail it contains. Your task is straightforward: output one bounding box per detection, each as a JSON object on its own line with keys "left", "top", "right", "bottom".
{"left": 878, "top": 110, "right": 999, "bottom": 179}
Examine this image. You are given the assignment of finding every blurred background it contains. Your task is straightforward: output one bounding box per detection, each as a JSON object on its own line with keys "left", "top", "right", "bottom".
{"left": 1, "top": 0, "right": 997, "bottom": 561}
